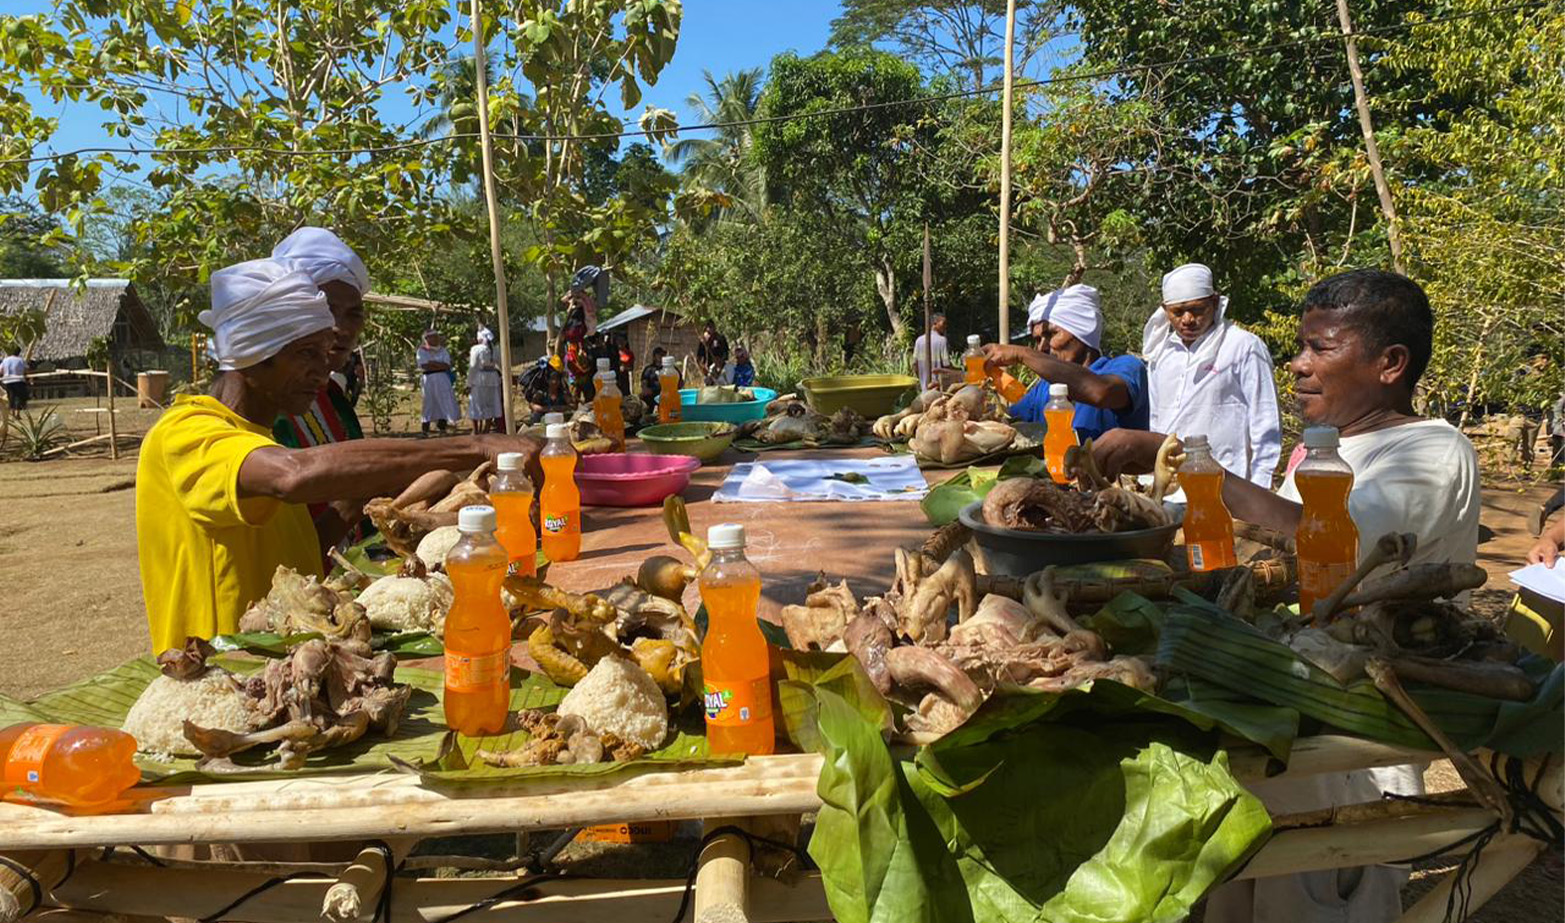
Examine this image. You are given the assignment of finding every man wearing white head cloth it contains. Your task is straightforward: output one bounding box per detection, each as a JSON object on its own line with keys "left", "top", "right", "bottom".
{"left": 1143, "top": 263, "right": 1281, "bottom": 487}
{"left": 269, "top": 227, "right": 370, "bottom": 450}
{"left": 136, "top": 258, "right": 540, "bottom": 656}
{"left": 983, "top": 283, "right": 1149, "bottom": 439}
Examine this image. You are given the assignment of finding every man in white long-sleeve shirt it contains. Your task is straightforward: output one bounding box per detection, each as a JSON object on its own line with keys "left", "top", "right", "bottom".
{"left": 1143, "top": 263, "right": 1281, "bottom": 487}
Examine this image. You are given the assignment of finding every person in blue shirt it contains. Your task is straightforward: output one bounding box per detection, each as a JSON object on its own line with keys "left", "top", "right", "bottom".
{"left": 982, "top": 283, "right": 1149, "bottom": 440}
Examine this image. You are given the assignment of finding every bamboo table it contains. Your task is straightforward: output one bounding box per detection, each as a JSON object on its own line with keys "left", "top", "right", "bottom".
{"left": 0, "top": 736, "right": 1556, "bottom": 923}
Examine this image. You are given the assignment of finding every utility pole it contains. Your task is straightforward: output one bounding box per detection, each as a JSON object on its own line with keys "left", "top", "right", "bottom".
{"left": 996, "top": 0, "right": 1018, "bottom": 342}
{"left": 470, "top": 0, "right": 517, "bottom": 433}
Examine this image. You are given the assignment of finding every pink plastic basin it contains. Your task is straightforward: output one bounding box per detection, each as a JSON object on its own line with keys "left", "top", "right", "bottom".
{"left": 574, "top": 453, "right": 702, "bottom": 507}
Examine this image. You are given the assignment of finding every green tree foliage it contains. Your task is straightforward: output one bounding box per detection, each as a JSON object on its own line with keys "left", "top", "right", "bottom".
{"left": 829, "top": 0, "right": 1067, "bottom": 91}
{"left": 0, "top": 197, "right": 70, "bottom": 278}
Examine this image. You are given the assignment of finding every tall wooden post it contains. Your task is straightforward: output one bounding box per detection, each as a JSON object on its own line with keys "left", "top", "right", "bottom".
{"left": 1335, "top": 0, "right": 1403, "bottom": 273}
{"left": 997, "top": 0, "right": 1018, "bottom": 343}
{"left": 470, "top": 0, "right": 517, "bottom": 434}
{"left": 105, "top": 363, "right": 119, "bottom": 460}
{"left": 922, "top": 223, "right": 933, "bottom": 386}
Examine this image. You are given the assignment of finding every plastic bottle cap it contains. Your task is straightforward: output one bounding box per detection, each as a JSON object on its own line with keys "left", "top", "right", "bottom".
{"left": 967, "top": 334, "right": 981, "bottom": 346}
{"left": 1183, "top": 434, "right": 1209, "bottom": 449}
{"left": 546, "top": 423, "right": 569, "bottom": 440}
{"left": 496, "top": 452, "right": 525, "bottom": 471}
{"left": 1049, "top": 383, "right": 1068, "bottom": 398}
{"left": 707, "top": 523, "right": 745, "bottom": 549}
{"left": 1302, "top": 425, "right": 1339, "bottom": 449}
{"left": 662, "top": 357, "right": 676, "bottom": 368}
{"left": 596, "top": 357, "right": 611, "bottom": 371}
{"left": 543, "top": 412, "right": 565, "bottom": 425}
{"left": 458, "top": 505, "right": 496, "bottom": 533}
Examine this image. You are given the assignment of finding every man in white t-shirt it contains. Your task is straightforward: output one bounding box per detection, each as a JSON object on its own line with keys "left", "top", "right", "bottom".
{"left": 911, "top": 313, "right": 950, "bottom": 389}
{"left": 1093, "top": 268, "right": 1479, "bottom": 923}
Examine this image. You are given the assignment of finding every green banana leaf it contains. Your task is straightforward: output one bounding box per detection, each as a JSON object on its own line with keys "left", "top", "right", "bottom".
{"left": 1082, "top": 591, "right": 1167, "bottom": 655}
{"left": 210, "top": 630, "right": 445, "bottom": 658}
{"left": 801, "top": 681, "right": 1272, "bottom": 923}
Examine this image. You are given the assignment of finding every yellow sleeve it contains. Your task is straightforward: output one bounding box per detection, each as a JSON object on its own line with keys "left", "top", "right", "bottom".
{"left": 160, "top": 407, "right": 283, "bottom": 529}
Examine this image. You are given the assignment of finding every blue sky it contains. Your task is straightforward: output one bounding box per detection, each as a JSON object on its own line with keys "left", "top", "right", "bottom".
{"left": 6, "top": 0, "right": 844, "bottom": 187}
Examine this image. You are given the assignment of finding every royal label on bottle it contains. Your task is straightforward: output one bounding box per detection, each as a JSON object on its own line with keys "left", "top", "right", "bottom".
{"left": 543, "top": 513, "right": 571, "bottom": 535}
{"left": 445, "top": 649, "right": 509, "bottom": 692}
{"left": 703, "top": 676, "right": 772, "bottom": 727}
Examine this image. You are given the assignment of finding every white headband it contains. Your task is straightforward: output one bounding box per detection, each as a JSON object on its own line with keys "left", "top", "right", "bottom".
{"left": 271, "top": 227, "right": 370, "bottom": 294}
{"left": 1030, "top": 284, "right": 1102, "bottom": 351}
{"left": 1162, "top": 263, "right": 1216, "bottom": 304}
{"left": 201, "top": 259, "right": 335, "bottom": 371}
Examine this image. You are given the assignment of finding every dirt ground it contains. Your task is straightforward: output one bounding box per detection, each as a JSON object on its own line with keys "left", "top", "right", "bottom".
{"left": 0, "top": 399, "right": 1559, "bottom": 919}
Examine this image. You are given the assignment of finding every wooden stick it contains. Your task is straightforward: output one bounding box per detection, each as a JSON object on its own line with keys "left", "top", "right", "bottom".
{"left": 922, "top": 223, "right": 932, "bottom": 383}
{"left": 996, "top": 0, "right": 1017, "bottom": 344}
{"left": 321, "top": 840, "right": 411, "bottom": 923}
{"left": 0, "top": 849, "right": 73, "bottom": 923}
{"left": 469, "top": 0, "right": 516, "bottom": 435}
{"left": 46, "top": 863, "right": 835, "bottom": 923}
{"left": 104, "top": 362, "right": 118, "bottom": 460}
{"left": 1394, "top": 834, "right": 1545, "bottom": 923}
{"left": 1335, "top": 0, "right": 1404, "bottom": 273}
{"left": 694, "top": 820, "right": 751, "bottom": 923}
{"left": 1235, "top": 806, "right": 1500, "bottom": 881}
{"left": 1269, "top": 789, "right": 1478, "bottom": 831}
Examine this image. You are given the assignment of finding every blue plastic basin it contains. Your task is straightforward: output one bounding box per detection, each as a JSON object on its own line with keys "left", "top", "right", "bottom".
{"left": 670, "top": 387, "right": 778, "bottom": 424}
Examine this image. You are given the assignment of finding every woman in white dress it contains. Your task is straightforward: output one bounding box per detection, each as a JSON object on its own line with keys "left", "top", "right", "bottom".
{"left": 466, "top": 327, "right": 504, "bottom": 433}
{"left": 417, "top": 330, "right": 462, "bottom": 435}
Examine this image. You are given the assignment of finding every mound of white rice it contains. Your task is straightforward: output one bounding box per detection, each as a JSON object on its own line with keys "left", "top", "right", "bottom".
{"left": 121, "top": 668, "right": 258, "bottom": 757}
{"left": 356, "top": 573, "right": 454, "bottom": 634}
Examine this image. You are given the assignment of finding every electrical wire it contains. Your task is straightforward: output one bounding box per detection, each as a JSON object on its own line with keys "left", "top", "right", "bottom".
{"left": 0, "top": 0, "right": 1543, "bottom": 168}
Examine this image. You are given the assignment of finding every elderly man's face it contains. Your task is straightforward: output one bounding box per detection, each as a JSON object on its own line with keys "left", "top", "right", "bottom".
{"left": 1163, "top": 294, "right": 1219, "bottom": 345}
{"left": 1044, "top": 324, "right": 1092, "bottom": 366}
{"left": 320, "top": 280, "right": 365, "bottom": 371}
{"left": 248, "top": 329, "right": 335, "bottom": 415}
{"left": 1289, "top": 309, "right": 1391, "bottom": 427}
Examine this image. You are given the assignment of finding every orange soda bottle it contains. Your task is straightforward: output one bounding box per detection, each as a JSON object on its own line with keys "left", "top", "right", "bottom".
{"left": 962, "top": 335, "right": 986, "bottom": 385}
{"left": 658, "top": 357, "right": 683, "bottom": 424}
{"left": 539, "top": 423, "right": 582, "bottom": 562}
{"left": 592, "top": 358, "right": 626, "bottom": 452}
{"left": 1042, "top": 383, "right": 1078, "bottom": 484}
{"left": 443, "top": 505, "right": 512, "bottom": 737}
{"left": 491, "top": 451, "right": 536, "bottom": 577}
{"left": 1178, "top": 434, "right": 1237, "bottom": 571}
{"left": 0, "top": 723, "right": 141, "bottom": 810}
{"left": 698, "top": 524, "right": 775, "bottom": 755}
{"left": 1294, "top": 426, "right": 1359, "bottom": 620}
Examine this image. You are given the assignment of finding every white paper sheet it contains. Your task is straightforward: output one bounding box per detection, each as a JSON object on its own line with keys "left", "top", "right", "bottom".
{"left": 1509, "top": 561, "right": 1565, "bottom": 604}
{"left": 713, "top": 456, "right": 929, "bottom": 503}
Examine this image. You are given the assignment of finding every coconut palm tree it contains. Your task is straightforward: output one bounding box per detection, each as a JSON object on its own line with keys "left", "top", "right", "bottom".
{"left": 665, "top": 69, "right": 766, "bottom": 227}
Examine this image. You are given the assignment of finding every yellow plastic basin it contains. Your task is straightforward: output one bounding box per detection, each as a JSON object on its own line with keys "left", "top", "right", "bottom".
{"left": 799, "top": 374, "right": 919, "bottom": 418}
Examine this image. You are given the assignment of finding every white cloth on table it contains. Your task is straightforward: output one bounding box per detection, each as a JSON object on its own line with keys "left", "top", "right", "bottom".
{"left": 912, "top": 332, "right": 949, "bottom": 388}
{"left": 271, "top": 227, "right": 370, "bottom": 293}
{"left": 201, "top": 259, "right": 335, "bottom": 370}
{"left": 1143, "top": 309, "right": 1282, "bottom": 487}
{"left": 714, "top": 456, "right": 928, "bottom": 503}
{"left": 466, "top": 342, "right": 503, "bottom": 420}
{"left": 417, "top": 346, "right": 461, "bottom": 423}
{"left": 1, "top": 355, "right": 25, "bottom": 383}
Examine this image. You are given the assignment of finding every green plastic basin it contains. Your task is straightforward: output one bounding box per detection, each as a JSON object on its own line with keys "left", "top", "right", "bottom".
{"left": 799, "top": 374, "right": 919, "bottom": 418}
{"left": 637, "top": 422, "right": 736, "bottom": 464}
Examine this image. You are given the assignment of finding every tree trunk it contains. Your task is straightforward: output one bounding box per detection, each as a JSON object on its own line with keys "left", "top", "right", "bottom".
{"left": 1064, "top": 240, "right": 1089, "bottom": 286}
{"left": 875, "top": 258, "right": 904, "bottom": 344}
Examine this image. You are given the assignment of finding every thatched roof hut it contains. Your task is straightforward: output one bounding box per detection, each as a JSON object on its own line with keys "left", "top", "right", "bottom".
{"left": 0, "top": 279, "right": 164, "bottom": 365}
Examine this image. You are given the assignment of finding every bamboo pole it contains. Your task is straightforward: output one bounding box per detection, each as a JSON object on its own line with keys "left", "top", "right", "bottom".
{"left": 1395, "top": 834, "right": 1546, "bottom": 923}
{"left": 469, "top": 0, "right": 517, "bottom": 435}
{"left": 922, "top": 223, "right": 933, "bottom": 386}
{"left": 104, "top": 362, "right": 118, "bottom": 460}
{"left": 1235, "top": 806, "right": 1499, "bottom": 881}
{"left": 320, "top": 841, "right": 408, "bottom": 923}
{"left": 694, "top": 820, "right": 751, "bottom": 923}
{"left": 0, "top": 849, "right": 73, "bottom": 923}
{"left": 1335, "top": 0, "right": 1404, "bottom": 273}
{"left": 996, "top": 0, "right": 1017, "bottom": 344}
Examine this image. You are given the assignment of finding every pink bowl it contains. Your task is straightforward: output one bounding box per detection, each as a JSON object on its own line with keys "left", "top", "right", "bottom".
{"left": 574, "top": 453, "right": 702, "bottom": 507}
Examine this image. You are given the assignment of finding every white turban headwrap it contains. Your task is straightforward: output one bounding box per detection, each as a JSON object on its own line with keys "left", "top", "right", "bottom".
{"left": 1027, "top": 284, "right": 1102, "bottom": 351}
{"left": 271, "top": 227, "right": 370, "bottom": 294}
{"left": 200, "top": 259, "right": 335, "bottom": 371}
{"left": 1143, "top": 262, "right": 1229, "bottom": 366}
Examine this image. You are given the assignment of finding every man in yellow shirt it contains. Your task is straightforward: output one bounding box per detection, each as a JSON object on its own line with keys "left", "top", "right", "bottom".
{"left": 137, "top": 259, "right": 537, "bottom": 654}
